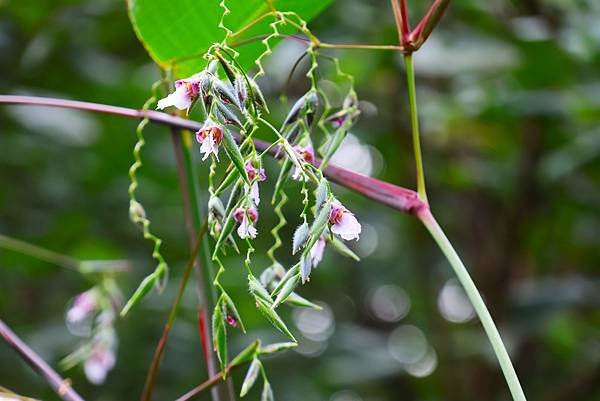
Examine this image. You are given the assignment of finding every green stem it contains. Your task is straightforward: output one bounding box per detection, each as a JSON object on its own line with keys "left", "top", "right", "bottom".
{"left": 418, "top": 208, "right": 527, "bottom": 401}
{"left": 0, "top": 234, "right": 79, "bottom": 270}
{"left": 404, "top": 54, "right": 427, "bottom": 202}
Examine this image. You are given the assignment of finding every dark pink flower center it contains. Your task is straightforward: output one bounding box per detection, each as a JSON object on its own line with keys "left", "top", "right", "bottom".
{"left": 329, "top": 205, "right": 345, "bottom": 225}
{"left": 197, "top": 125, "right": 223, "bottom": 144}
{"left": 225, "top": 314, "right": 237, "bottom": 327}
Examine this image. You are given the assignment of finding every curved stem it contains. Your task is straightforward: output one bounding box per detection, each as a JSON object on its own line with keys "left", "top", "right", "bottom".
{"left": 418, "top": 208, "right": 527, "bottom": 401}
{"left": 404, "top": 54, "right": 427, "bottom": 202}
{"left": 0, "top": 95, "right": 424, "bottom": 215}
{"left": 0, "top": 319, "right": 86, "bottom": 401}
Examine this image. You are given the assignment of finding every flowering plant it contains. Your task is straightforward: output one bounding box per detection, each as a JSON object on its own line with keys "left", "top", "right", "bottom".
{"left": 0, "top": 2, "right": 531, "bottom": 401}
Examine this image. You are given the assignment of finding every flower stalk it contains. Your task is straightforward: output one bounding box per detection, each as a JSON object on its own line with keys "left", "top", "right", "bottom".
{"left": 404, "top": 54, "right": 427, "bottom": 202}
{"left": 418, "top": 209, "right": 527, "bottom": 401}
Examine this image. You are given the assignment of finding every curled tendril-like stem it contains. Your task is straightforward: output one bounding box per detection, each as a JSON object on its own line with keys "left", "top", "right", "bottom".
{"left": 122, "top": 79, "right": 170, "bottom": 316}
{"left": 266, "top": 191, "right": 288, "bottom": 265}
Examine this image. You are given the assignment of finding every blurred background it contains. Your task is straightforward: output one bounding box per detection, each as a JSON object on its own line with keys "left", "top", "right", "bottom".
{"left": 1, "top": 0, "right": 599, "bottom": 400}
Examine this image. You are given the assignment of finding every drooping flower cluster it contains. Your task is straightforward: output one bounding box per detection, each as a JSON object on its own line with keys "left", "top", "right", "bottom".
{"left": 63, "top": 285, "right": 121, "bottom": 385}
{"left": 154, "top": 51, "right": 364, "bottom": 387}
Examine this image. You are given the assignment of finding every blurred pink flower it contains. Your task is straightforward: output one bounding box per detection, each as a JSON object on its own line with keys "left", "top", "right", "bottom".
{"left": 66, "top": 291, "right": 96, "bottom": 324}
{"left": 84, "top": 344, "right": 116, "bottom": 385}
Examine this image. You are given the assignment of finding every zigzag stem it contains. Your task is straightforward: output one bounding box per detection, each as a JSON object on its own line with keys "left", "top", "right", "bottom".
{"left": 253, "top": 13, "right": 286, "bottom": 79}
{"left": 266, "top": 191, "right": 288, "bottom": 265}
{"left": 218, "top": 0, "right": 233, "bottom": 41}
{"left": 123, "top": 81, "right": 169, "bottom": 315}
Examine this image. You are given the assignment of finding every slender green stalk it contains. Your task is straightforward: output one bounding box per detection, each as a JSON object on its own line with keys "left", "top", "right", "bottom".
{"left": 173, "top": 130, "right": 235, "bottom": 401}
{"left": 0, "top": 234, "right": 79, "bottom": 270}
{"left": 418, "top": 209, "right": 527, "bottom": 401}
{"left": 404, "top": 54, "right": 428, "bottom": 202}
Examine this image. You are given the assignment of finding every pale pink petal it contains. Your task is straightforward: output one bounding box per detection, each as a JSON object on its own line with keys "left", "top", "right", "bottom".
{"left": 66, "top": 292, "right": 96, "bottom": 324}
{"left": 246, "top": 224, "right": 257, "bottom": 239}
{"left": 200, "top": 133, "right": 218, "bottom": 161}
{"left": 237, "top": 215, "right": 257, "bottom": 239}
{"left": 332, "top": 212, "right": 361, "bottom": 240}
{"left": 157, "top": 86, "right": 192, "bottom": 111}
{"left": 310, "top": 237, "right": 326, "bottom": 268}
{"left": 84, "top": 358, "right": 108, "bottom": 385}
{"left": 249, "top": 182, "right": 260, "bottom": 205}
{"left": 84, "top": 346, "right": 115, "bottom": 385}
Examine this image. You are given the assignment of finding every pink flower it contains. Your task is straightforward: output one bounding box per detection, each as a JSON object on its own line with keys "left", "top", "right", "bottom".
{"left": 225, "top": 314, "right": 238, "bottom": 327}
{"left": 329, "top": 202, "right": 361, "bottom": 241}
{"left": 292, "top": 145, "right": 315, "bottom": 180}
{"left": 233, "top": 206, "right": 258, "bottom": 239}
{"left": 84, "top": 344, "right": 116, "bottom": 385}
{"left": 196, "top": 123, "right": 223, "bottom": 161}
{"left": 309, "top": 236, "right": 327, "bottom": 268}
{"left": 66, "top": 291, "right": 97, "bottom": 324}
{"left": 157, "top": 74, "right": 202, "bottom": 112}
{"left": 245, "top": 161, "right": 266, "bottom": 205}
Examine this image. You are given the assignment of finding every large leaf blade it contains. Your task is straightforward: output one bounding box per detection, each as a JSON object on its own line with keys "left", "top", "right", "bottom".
{"left": 128, "top": 0, "right": 334, "bottom": 77}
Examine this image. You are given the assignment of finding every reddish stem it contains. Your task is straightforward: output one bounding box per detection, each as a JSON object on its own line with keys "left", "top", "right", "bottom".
{"left": 0, "top": 95, "right": 428, "bottom": 216}
{"left": 409, "top": 0, "right": 450, "bottom": 49}
{"left": 0, "top": 319, "right": 86, "bottom": 401}
{"left": 197, "top": 309, "right": 211, "bottom": 370}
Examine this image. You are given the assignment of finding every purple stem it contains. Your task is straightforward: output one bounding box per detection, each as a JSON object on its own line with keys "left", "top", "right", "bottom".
{"left": 0, "top": 318, "right": 86, "bottom": 401}
{"left": 0, "top": 95, "right": 428, "bottom": 215}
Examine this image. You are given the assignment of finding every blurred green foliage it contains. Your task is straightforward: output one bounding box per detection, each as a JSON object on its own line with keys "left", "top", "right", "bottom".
{"left": 0, "top": 0, "right": 599, "bottom": 401}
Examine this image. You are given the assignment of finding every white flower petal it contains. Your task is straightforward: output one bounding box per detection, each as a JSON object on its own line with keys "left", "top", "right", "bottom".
{"left": 156, "top": 86, "right": 192, "bottom": 111}
{"left": 249, "top": 182, "right": 260, "bottom": 205}
{"left": 332, "top": 212, "right": 361, "bottom": 241}
{"left": 84, "top": 359, "right": 107, "bottom": 385}
{"left": 200, "top": 134, "right": 217, "bottom": 160}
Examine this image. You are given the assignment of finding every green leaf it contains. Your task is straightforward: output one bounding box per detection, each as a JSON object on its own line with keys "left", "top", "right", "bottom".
{"left": 249, "top": 275, "right": 273, "bottom": 305}
{"left": 222, "top": 292, "right": 246, "bottom": 332}
{"left": 213, "top": 208, "right": 237, "bottom": 257}
{"left": 230, "top": 340, "right": 260, "bottom": 367}
{"left": 272, "top": 273, "right": 300, "bottom": 308}
{"left": 330, "top": 236, "right": 360, "bottom": 261}
{"left": 128, "top": 0, "right": 334, "bottom": 77}
{"left": 240, "top": 358, "right": 261, "bottom": 397}
{"left": 258, "top": 342, "right": 297, "bottom": 355}
{"left": 292, "top": 222, "right": 310, "bottom": 255}
{"left": 304, "top": 202, "right": 331, "bottom": 253}
{"left": 256, "top": 298, "right": 296, "bottom": 341}
{"left": 314, "top": 178, "right": 329, "bottom": 211}
{"left": 222, "top": 128, "right": 250, "bottom": 185}
{"left": 285, "top": 292, "right": 323, "bottom": 310}
{"left": 120, "top": 272, "right": 157, "bottom": 317}
{"left": 270, "top": 263, "right": 299, "bottom": 297}
{"left": 212, "top": 302, "right": 228, "bottom": 374}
